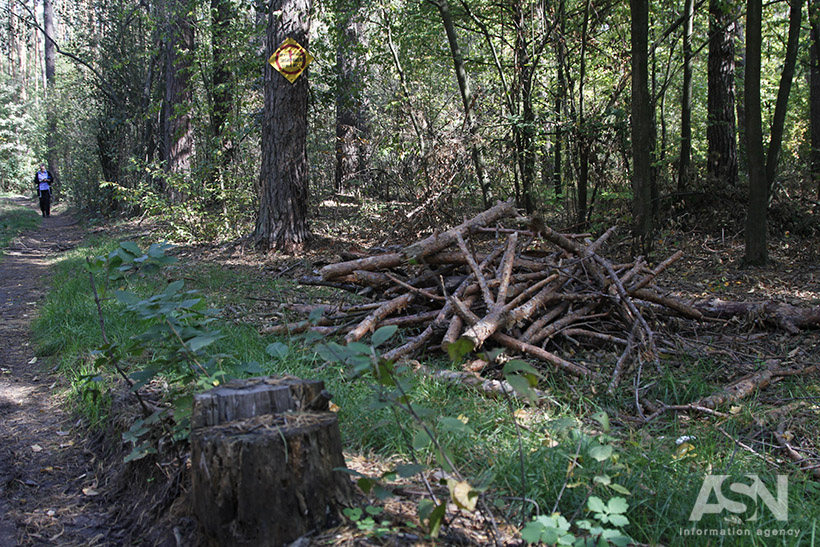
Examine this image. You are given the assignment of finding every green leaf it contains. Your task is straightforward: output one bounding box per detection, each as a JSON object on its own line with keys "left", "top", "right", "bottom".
{"left": 521, "top": 520, "right": 547, "bottom": 544}
{"left": 365, "top": 505, "right": 383, "bottom": 516}
{"left": 427, "top": 503, "right": 446, "bottom": 537}
{"left": 587, "top": 496, "right": 606, "bottom": 513}
{"left": 163, "top": 280, "right": 184, "bottom": 296}
{"left": 357, "top": 477, "right": 375, "bottom": 494}
{"left": 607, "top": 514, "right": 630, "bottom": 527}
{"left": 588, "top": 444, "right": 613, "bottom": 462}
{"left": 506, "top": 374, "right": 539, "bottom": 404}
{"left": 266, "top": 342, "right": 290, "bottom": 359}
{"left": 392, "top": 463, "right": 426, "bottom": 478}
{"left": 591, "top": 411, "right": 610, "bottom": 432}
{"left": 412, "top": 429, "right": 432, "bottom": 450}
{"left": 438, "top": 416, "right": 474, "bottom": 435}
{"left": 418, "top": 499, "right": 435, "bottom": 522}
{"left": 343, "top": 507, "right": 363, "bottom": 521}
{"left": 502, "top": 359, "right": 543, "bottom": 378}
{"left": 606, "top": 497, "right": 628, "bottom": 514}
{"left": 444, "top": 338, "right": 473, "bottom": 363}
{"left": 594, "top": 474, "right": 612, "bottom": 486}
{"left": 372, "top": 325, "right": 398, "bottom": 348}
{"left": 608, "top": 483, "right": 631, "bottom": 496}
{"left": 187, "top": 334, "right": 222, "bottom": 352}
{"left": 119, "top": 241, "right": 143, "bottom": 257}
{"left": 308, "top": 306, "right": 325, "bottom": 324}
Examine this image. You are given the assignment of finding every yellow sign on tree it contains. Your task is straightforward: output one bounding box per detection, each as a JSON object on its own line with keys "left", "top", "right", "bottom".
{"left": 269, "top": 38, "right": 313, "bottom": 83}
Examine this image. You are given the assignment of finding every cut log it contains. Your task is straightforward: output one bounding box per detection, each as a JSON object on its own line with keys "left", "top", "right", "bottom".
{"left": 693, "top": 299, "right": 820, "bottom": 333}
{"left": 191, "top": 412, "right": 354, "bottom": 546}
{"left": 404, "top": 199, "right": 517, "bottom": 261}
{"left": 190, "top": 376, "right": 329, "bottom": 430}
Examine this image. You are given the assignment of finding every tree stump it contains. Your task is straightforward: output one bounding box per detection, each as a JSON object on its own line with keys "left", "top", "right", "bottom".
{"left": 191, "top": 376, "right": 354, "bottom": 546}
{"left": 191, "top": 375, "right": 330, "bottom": 429}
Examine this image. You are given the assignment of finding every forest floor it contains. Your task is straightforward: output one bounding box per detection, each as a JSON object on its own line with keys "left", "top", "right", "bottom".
{"left": 0, "top": 197, "right": 118, "bottom": 546}
{"left": 0, "top": 194, "right": 819, "bottom": 545}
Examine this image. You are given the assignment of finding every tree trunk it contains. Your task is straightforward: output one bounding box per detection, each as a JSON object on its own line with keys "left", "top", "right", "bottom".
{"left": 211, "top": 0, "right": 235, "bottom": 151}
{"left": 576, "top": 0, "right": 592, "bottom": 226}
{"left": 253, "top": 0, "right": 312, "bottom": 252}
{"left": 630, "top": 0, "right": 655, "bottom": 255}
{"left": 553, "top": 0, "right": 567, "bottom": 199}
{"left": 43, "top": 0, "right": 58, "bottom": 184}
{"left": 811, "top": 0, "right": 820, "bottom": 198}
{"left": 707, "top": 0, "right": 737, "bottom": 186}
{"left": 764, "top": 0, "right": 802, "bottom": 187}
{"left": 335, "top": 0, "right": 370, "bottom": 194}
{"left": 435, "top": 0, "right": 491, "bottom": 209}
{"left": 513, "top": 0, "right": 536, "bottom": 214}
{"left": 678, "top": 0, "right": 694, "bottom": 191}
{"left": 161, "top": 0, "right": 195, "bottom": 200}
{"left": 744, "top": 0, "right": 767, "bottom": 265}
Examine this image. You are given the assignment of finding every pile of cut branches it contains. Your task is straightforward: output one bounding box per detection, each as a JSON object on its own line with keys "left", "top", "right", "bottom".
{"left": 264, "top": 200, "right": 819, "bottom": 393}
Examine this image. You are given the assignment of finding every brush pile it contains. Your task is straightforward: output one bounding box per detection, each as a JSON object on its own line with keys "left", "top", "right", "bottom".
{"left": 263, "top": 199, "right": 817, "bottom": 391}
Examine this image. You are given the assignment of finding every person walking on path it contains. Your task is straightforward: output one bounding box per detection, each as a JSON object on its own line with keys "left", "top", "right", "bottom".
{"left": 34, "top": 164, "right": 53, "bottom": 217}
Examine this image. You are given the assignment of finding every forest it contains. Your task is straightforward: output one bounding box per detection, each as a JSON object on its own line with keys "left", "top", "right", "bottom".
{"left": 1, "top": 0, "right": 819, "bottom": 544}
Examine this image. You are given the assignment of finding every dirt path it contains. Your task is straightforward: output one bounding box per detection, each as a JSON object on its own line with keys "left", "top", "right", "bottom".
{"left": 0, "top": 197, "right": 118, "bottom": 546}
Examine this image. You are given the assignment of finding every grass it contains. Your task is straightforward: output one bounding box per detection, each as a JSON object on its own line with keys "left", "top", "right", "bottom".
{"left": 27, "top": 231, "right": 820, "bottom": 546}
{"left": 0, "top": 195, "right": 40, "bottom": 257}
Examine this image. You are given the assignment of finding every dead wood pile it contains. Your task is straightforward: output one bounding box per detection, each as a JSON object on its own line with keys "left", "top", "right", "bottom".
{"left": 264, "top": 200, "right": 818, "bottom": 391}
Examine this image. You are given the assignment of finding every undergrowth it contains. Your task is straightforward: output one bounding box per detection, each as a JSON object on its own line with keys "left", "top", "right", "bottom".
{"left": 0, "top": 196, "right": 40, "bottom": 256}
{"left": 30, "top": 232, "right": 820, "bottom": 546}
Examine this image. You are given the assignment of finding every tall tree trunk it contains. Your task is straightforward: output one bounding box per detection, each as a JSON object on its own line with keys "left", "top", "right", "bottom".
{"left": 43, "top": 0, "right": 58, "bottom": 183}
{"left": 335, "top": 0, "right": 369, "bottom": 195}
{"left": 253, "top": 0, "right": 311, "bottom": 252}
{"left": 553, "top": 0, "right": 566, "bottom": 199}
{"left": 630, "top": 0, "right": 655, "bottom": 255}
{"left": 576, "top": 0, "right": 592, "bottom": 226}
{"left": 743, "top": 0, "right": 767, "bottom": 264}
{"left": 434, "top": 0, "right": 491, "bottom": 209}
{"left": 744, "top": 0, "right": 802, "bottom": 264}
{"left": 810, "top": 0, "right": 820, "bottom": 198}
{"left": 707, "top": 0, "right": 737, "bottom": 186}
{"left": 513, "top": 0, "right": 536, "bottom": 214}
{"left": 764, "top": 0, "right": 802, "bottom": 187}
{"left": 161, "top": 0, "right": 195, "bottom": 201}
{"left": 211, "top": 0, "right": 235, "bottom": 152}
{"left": 678, "top": 0, "right": 694, "bottom": 191}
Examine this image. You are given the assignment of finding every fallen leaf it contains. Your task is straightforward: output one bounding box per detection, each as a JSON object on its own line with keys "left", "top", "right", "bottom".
{"left": 328, "top": 402, "right": 340, "bottom": 412}
{"left": 28, "top": 357, "right": 37, "bottom": 364}
{"left": 55, "top": 431, "right": 70, "bottom": 436}
{"left": 31, "top": 444, "right": 43, "bottom": 453}
{"left": 82, "top": 487, "right": 100, "bottom": 497}
{"left": 447, "top": 479, "right": 477, "bottom": 512}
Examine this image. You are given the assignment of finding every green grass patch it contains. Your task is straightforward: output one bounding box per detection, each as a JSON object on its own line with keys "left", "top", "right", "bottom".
{"left": 31, "top": 233, "right": 820, "bottom": 546}
{"left": 0, "top": 197, "right": 40, "bottom": 257}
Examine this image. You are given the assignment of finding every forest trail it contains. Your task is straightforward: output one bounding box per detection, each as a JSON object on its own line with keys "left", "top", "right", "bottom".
{"left": 0, "top": 197, "right": 116, "bottom": 546}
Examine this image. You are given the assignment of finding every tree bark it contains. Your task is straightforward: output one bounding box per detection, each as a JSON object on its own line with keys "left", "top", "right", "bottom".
{"left": 678, "top": 0, "right": 694, "bottom": 191}
{"left": 161, "top": 0, "right": 195, "bottom": 200}
{"left": 764, "top": 0, "right": 802, "bottom": 187}
{"left": 43, "top": 0, "right": 58, "bottom": 183}
{"left": 744, "top": 0, "right": 767, "bottom": 264}
{"left": 630, "top": 0, "right": 655, "bottom": 256}
{"left": 335, "top": 0, "right": 369, "bottom": 195}
{"left": 253, "top": 0, "right": 312, "bottom": 252}
{"left": 811, "top": 0, "right": 820, "bottom": 198}
{"left": 706, "top": 0, "right": 738, "bottom": 186}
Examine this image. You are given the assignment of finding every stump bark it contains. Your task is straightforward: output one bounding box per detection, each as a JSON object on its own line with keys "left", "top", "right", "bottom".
{"left": 191, "top": 376, "right": 354, "bottom": 546}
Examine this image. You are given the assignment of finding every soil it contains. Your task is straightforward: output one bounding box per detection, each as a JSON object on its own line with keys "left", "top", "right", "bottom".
{"left": 0, "top": 197, "right": 120, "bottom": 546}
